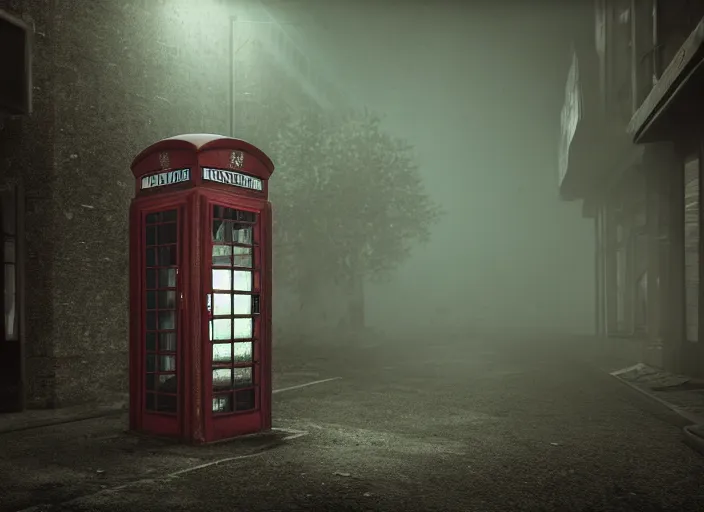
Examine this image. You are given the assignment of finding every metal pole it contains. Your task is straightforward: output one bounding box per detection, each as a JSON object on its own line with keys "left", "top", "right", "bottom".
{"left": 229, "top": 16, "right": 236, "bottom": 137}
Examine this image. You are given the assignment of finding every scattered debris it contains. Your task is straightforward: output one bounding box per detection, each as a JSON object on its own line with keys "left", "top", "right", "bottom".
{"left": 334, "top": 471, "right": 351, "bottom": 477}
{"left": 550, "top": 442, "right": 560, "bottom": 446}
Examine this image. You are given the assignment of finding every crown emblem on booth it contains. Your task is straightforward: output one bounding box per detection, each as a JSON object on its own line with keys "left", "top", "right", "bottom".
{"left": 229, "top": 150, "right": 244, "bottom": 170}
{"left": 159, "top": 151, "right": 170, "bottom": 170}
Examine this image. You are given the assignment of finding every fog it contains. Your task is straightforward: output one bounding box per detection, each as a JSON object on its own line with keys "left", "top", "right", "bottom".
{"left": 259, "top": 0, "right": 595, "bottom": 340}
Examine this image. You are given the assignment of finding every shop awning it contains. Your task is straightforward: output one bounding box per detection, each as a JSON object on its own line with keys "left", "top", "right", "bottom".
{"left": 628, "top": 18, "right": 704, "bottom": 144}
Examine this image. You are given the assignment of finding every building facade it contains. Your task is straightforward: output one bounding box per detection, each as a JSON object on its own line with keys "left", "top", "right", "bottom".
{"left": 560, "top": 0, "right": 704, "bottom": 376}
{"left": 0, "top": 0, "right": 343, "bottom": 413}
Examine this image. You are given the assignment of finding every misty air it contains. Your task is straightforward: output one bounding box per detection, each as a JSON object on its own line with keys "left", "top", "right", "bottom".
{"left": 1, "top": 0, "right": 704, "bottom": 510}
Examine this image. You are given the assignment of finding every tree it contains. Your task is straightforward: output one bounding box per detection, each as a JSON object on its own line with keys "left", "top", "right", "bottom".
{"left": 231, "top": 42, "right": 441, "bottom": 334}
{"left": 270, "top": 108, "right": 442, "bottom": 331}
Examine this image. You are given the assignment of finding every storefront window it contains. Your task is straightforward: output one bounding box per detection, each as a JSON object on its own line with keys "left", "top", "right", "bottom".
{"left": 684, "top": 156, "right": 700, "bottom": 342}
{"left": 634, "top": 231, "right": 648, "bottom": 333}
{"left": 2, "top": 190, "right": 17, "bottom": 341}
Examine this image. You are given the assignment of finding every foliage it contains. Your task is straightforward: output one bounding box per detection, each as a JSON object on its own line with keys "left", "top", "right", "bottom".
{"left": 233, "top": 44, "right": 442, "bottom": 288}
{"left": 270, "top": 108, "right": 442, "bottom": 286}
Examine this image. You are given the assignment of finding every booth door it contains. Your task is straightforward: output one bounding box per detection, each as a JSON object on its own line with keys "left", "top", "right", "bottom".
{"left": 207, "top": 203, "right": 264, "bottom": 439}
{"left": 141, "top": 208, "right": 182, "bottom": 436}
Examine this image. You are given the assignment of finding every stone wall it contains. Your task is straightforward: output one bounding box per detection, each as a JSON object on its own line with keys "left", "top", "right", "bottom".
{"left": 0, "top": 0, "right": 236, "bottom": 407}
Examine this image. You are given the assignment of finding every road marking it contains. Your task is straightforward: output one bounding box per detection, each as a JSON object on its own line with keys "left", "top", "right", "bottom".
{"left": 273, "top": 377, "right": 342, "bottom": 394}
{"left": 15, "top": 427, "right": 309, "bottom": 511}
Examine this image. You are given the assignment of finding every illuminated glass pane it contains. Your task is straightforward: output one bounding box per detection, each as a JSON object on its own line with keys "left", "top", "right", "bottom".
{"left": 159, "top": 355, "right": 176, "bottom": 372}
{"left": 233, "top": 318, "right": 252, "bottom": 339}
{"left": 212, "top": 245, "right": 232, "bottom": 266}
{"left": 212, "top": 343, "right": 232, "bottom": 363}
{"left": 233, "top": 294, "right": 251, "bottom": 315}
{"left": 213, "top": 293, "right": 232, "bottom": 315}
{"left": 159, "top": 268, "right": 176, "bottom": 288}
{"left": 213, "top": 368, "right": 233, "bottom": 390}
{"left": 213, "top": 269, "right": 232, "bottom": 290}
{"left": 234, "top": 342, "right": 252, "bottom": 363}
{"left": 213, "top": 394, "right": 231, "bottom": 413}
{"left": 158, "top": 311, "right": 175, "bottom": 330}
{"left": 211, "top": 319, "right": 231, "bottom": 340}
{"left": 213, "top": 220, "right": 225, "bottom": 242}
{"left": 159, "top": 332, "right": 176, "bottom": 351}
{"left": 234, "top": 367, "right": 252, "bottom": 388}
{"left": 233, "top": 247, "right": 252, "bottom": 268}
{"left": 233, "top": 270, "right": 252, "bottom": 291}
{"left": 232, "top": 224, "right": 253, "bottom": 244}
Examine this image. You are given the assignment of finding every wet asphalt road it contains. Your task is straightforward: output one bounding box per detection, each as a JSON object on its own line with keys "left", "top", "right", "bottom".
{"left": 16, "top": 337, "right": 704, "bottom": 511}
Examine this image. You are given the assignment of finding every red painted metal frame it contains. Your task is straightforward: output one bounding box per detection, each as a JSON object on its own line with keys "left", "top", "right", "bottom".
{"left": 129, "top": 135, "right": 274, "bottom": 444}
{"left": 201, "top": 193, "right": 273, "bottom": 442}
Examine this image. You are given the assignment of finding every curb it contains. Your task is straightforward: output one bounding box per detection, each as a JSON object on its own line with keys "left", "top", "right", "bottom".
{"left": 683, "top": 425, "right": 704, "bottom": 455}
{"left": 0, "top": 406, "right": 125, "bottom": 435}
{"left": 609, "top": 372, "right": 704, "bottom": 456}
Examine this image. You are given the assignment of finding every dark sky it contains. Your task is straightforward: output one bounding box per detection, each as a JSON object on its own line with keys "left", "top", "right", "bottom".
{"left": 266, "top": 0, "right": 596, "bottom": 333}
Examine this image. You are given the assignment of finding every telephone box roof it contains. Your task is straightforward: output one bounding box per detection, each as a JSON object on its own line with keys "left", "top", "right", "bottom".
{"left": 130, "top": 134, "right": 274, "bottom": 175}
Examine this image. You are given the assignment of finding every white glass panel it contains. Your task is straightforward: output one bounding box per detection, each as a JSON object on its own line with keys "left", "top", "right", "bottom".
{"left": 233, "top": 270, "right": 252, "bottom": 291}
{"left": 212, "top": 245, "right": 231, "bottom": 266}
{"left": 212, "top": 269, "right": 232, "bottom": 290}
{"left": 232, "top": 224, "right": 253, "bottom": 244}
{"left": 212, "top": 343, "right": 232, "bottom": 363}
{"left": 213, "top": 368, "right": 232, "bottom": 390}
{"left": 234, "top": 367, "right": 253, "bottom": 387}
{"left": 210, "top": 319, "right": 231, "bottom": 340}
{"left": 213, "top": 395, "right": 231, "bottom": 412}
{"left": 233, "top": 294, "right": 251, "bottom": 315}
{"left": 233, "top": 246, "right": 252, "bottom": 268}
{"left": 234, "top": 342, "right": 253, "bottom": 362}
{"left": 159, "top": 355, "right": 176, "bottom": 372}
{"left": 233, "top": 318, "right": 253, "bottom": 339}
{"left": 213, "top": 293, "right": 232, "bottom": 315}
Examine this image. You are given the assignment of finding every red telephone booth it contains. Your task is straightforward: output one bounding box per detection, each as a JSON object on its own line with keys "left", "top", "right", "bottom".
{"left": 128, "top": 134, "right": 274, "bottom": 444}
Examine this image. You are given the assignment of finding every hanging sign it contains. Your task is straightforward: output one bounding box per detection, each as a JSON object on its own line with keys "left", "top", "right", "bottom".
{"left": 141, "top": 168, "right": 191, "bottom": 190}
{"left": 202, "top": 167, "right": 263, "bottom": 192}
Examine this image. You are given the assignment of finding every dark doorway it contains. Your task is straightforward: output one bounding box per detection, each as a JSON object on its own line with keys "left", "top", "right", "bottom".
{"left": 0, "top": 185, "right": 23, "bottom": 412}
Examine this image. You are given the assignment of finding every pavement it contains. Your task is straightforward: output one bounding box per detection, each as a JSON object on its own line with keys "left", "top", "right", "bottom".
{"left": 2, "top": 334, "right": 704, "bottom": 511}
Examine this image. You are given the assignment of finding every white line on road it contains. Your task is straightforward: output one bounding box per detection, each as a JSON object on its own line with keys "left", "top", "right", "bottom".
{"left": 273, "top": 377, "right": 342, "bottom": 394}
{"left": 15, "top": 427, "right": 310, "bottom": 512}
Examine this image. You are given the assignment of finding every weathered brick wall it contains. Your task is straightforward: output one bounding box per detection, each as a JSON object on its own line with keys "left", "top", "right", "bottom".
{"left": 1, "top": 0, "right": 237, "bottom": 407}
